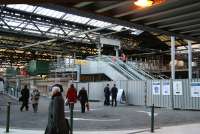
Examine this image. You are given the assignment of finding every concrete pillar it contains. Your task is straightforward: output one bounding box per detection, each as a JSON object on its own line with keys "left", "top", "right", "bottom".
{"left": 187, "top": 40, "right": 192, "bottom": 80}
{"left": 171, "top": 36, "right": 176, "bottom": 80}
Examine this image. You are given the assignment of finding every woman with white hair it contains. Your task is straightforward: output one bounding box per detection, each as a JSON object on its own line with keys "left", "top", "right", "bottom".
{"left": 31, "top": 87, "right": 40, "bottom": 113}
{"left": 45, "top": 85, "right": 69, "bottom": 134}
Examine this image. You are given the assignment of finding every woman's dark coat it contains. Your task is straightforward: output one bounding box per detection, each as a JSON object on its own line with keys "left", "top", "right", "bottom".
{"left": 45, "top": 93, "right": 69, "bottom": 134}
{"left": 78, "top": 89, "right": 88, "bottom": 103}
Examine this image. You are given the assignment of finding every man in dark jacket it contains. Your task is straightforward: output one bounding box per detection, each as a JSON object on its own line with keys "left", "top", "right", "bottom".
{"left": 20, "top": 85, "right": 30, "bottom": 111}
{"left": 111, "top": 84, "right": 118, "bottom": 107}
{"left": 78, "top": 87, "right": 88, "bottom": 113}
{"left": 104, "top": 84, "right": 110, "bottom": 106}
{"left": 45, "top": 86, "right": 69, "bottom": 134}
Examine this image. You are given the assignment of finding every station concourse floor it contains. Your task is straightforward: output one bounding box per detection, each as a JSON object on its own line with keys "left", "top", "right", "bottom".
{"left": 1, "top": 94, "right": 200, "bottom": 133}
{"left": 1, "top": 123, "right": 200, "bottom": 134}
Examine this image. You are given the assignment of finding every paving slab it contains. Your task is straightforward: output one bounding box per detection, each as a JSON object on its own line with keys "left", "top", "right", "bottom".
{"left": 1, "top": 123, "right": 200, "bottom": 134}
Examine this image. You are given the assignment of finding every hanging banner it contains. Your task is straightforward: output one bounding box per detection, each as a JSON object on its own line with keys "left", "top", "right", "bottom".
{"left": 191, "top": 82, "right": 200, "bottom": 97}
{"left": 162, "top": 81, "right": 170, "bottom": 95}
{"left": 173, "top": 81, "right": 183, "bottom": 95}
{"left": 152, "top": 82, "right": 160, "bottom": 95}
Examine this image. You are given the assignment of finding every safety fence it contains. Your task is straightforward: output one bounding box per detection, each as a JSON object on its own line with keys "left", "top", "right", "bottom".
{"left": 75, "top": 79, "right": 200, "bottom": 110}
{"left": 4, "top": 78, "right": 200, "bottom": 110}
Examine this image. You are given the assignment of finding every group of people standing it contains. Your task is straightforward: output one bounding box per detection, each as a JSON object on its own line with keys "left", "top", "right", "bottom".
{"left": 20, "top": 85, "right": 40, "bottom": 113}
{"left": 104, "top": 84, "right": 118, "bottom": 107}
{"left": 19, "top": 83, "right": 88, "bottom": 134}
{"left": 19, "top": 83, "right": 118, "bottom": 134}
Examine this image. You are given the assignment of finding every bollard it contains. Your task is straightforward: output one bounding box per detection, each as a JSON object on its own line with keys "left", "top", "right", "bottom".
{"left": 70, "top": 103, "right": 74, "bottom": 134}
{"left": 6, "top": 102, "right": 11, "bottom": 133}
{"left": 151, "top": 104, "right": 154, "bottom": 133}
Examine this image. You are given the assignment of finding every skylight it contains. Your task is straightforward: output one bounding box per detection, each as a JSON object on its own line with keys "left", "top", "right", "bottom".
{"left": 88, "top": 19, "right": 112, "bottom": 27}
{"left": 34, "top": 7, "right": 66, "bottom": 18}
{"left": 7, "top": 4, "right": 36, "bottom": 12}
{"left": 5, "top": 4, "right": 143, "bottom": 36}
{"left": 63, "top": 14, "right": 90, "bottom": 24}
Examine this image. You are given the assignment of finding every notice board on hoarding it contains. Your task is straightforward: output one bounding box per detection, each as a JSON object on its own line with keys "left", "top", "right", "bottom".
{"left": 152, "top": 81, "right": 160, "bottom": 95}
{"left": 191, "top": 82, "right": 200, "bottom": 97}
{"left": 173, "top": 81, "right": 183, "bottom": 95}
{"left": 162, "top": 81, "right": 170, "bottom": 95}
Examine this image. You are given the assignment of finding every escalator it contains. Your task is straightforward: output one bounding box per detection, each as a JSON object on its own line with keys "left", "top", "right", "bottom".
{"left": 98, "top": 56, "right": 141, "bottom": 80}
{"left": 95, "top": 55, "right": 156, "bottom": 80}
{"left": 81, "top": 55, "right": 158, "bottom": 80}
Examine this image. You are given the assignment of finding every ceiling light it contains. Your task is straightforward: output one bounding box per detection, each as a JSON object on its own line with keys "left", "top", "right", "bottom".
{"left": 134, "top": 0, "right": 154, "bottom": 7}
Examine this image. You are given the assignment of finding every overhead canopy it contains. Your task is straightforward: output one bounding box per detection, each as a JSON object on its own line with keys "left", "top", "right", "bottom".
{"left": 41, "top": 0, "right": 200, "bottom": 42}
{"left": 0, "top": 0, "right": 199, "bottom": 66}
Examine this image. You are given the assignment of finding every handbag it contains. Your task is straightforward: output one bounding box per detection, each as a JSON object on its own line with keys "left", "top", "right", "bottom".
{"left": 65, "top": 99, "right": 69, "bottom": 106}
{"left": 19, "top": 96, "right": 23, "bottom": 102}
{"left": 85, "top": 102, "right": 89, "bottom": 111}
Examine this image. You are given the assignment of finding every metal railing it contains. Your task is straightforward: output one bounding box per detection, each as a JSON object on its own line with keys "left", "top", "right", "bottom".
{"left": 4, "top": 86, "right": 20, "bottom": 98}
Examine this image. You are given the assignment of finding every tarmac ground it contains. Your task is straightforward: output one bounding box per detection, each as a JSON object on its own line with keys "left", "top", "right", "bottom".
{"left": 1, "top": 94, "right": 200, "bottom": 132}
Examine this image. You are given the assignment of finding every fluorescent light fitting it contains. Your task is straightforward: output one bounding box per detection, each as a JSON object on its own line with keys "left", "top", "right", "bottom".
{"left": 134, "top": 0, "right": 153, "bottom": 7}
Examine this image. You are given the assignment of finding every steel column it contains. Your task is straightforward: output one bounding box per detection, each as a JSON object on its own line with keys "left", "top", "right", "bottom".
{"left": 171, "top": 36, "right": 176, "bottom": 80}
{"left": 187, "top": 40, "right": 192, "bottom": 80}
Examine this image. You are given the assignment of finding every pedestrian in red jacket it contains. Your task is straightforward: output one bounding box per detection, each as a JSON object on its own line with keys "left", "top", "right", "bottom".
{"left": 66, "top": 84, "right": 77, "bottom": 110}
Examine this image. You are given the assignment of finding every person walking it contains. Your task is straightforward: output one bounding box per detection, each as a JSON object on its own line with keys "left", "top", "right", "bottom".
{"left": 20, "top": 85, "right": 30, "bottom": 111}
{"left": 111, "top": 84, "right": 118, "bottom": 107}
{"left": 45, "top": 86, "right": 69, "bottom": 134}
{"left": 31, "top": 87, "right": 40, "bottom": 113}
{"left": 78, "top": 87, "right": 88, "bottom": 113}
{"left": 66, "top": 84, "right": 77, "bottom": 110}
{"left": 104, "top": 84, "right": 110, "bottom": 106}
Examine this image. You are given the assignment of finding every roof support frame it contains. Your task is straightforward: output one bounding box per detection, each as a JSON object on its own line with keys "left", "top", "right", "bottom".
{"left": 169, "top": 24, "right": 200, "bottom": 31}
{"left": 96, "top": 1, "right": 132, "bottom": 13}
{"left": 158, "top": 18, "right": 200, "bottom": 28}
{"left": 62, "top": 7, "right": 200, "bottom": 42}
{"left": 130, "top": 2, "right": 200, "bottom": 22}
{"left": 180, "top": 29, "right": 200, "bottom": 34}
{"left": 145, "top": 10, "right": 200, "bottom": 25}
{"left": 0, "top": 17, "right": 12, "bottom": 30}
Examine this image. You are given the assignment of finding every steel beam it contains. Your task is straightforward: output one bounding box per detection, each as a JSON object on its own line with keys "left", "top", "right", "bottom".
{"left": 74, "top": 24, "right": 117, "bottom": 36}
{"left": 20, "top": 39, "right": 57, "bottom": 48}
{"left": 0, "top": 18, "right": 12, "bottom": 30}
{"left": 158, "top": 18, "right": 200, "bottom": 28}
{"left": 190, "top": 33, "right": 200, "bottom": 36}
{"left": 96, "top": 1, "right": 132, "bottom": 13}
{"left": 19, "top": 24, "right": 116, "bottom": 49}
{"left": 74, "top": 2, "right": 94, "bottom": 8}
{"left": 169, "top": 23, "right": 200, "bottom": 31}
{"left": 145, "top": 10, "right": 200, "bottom": 25}
{"left": 180, "top": 29, "right": 200, "bottom": 34}
{"left": 130, "top": 2, "right": 200, "bottom": 22}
